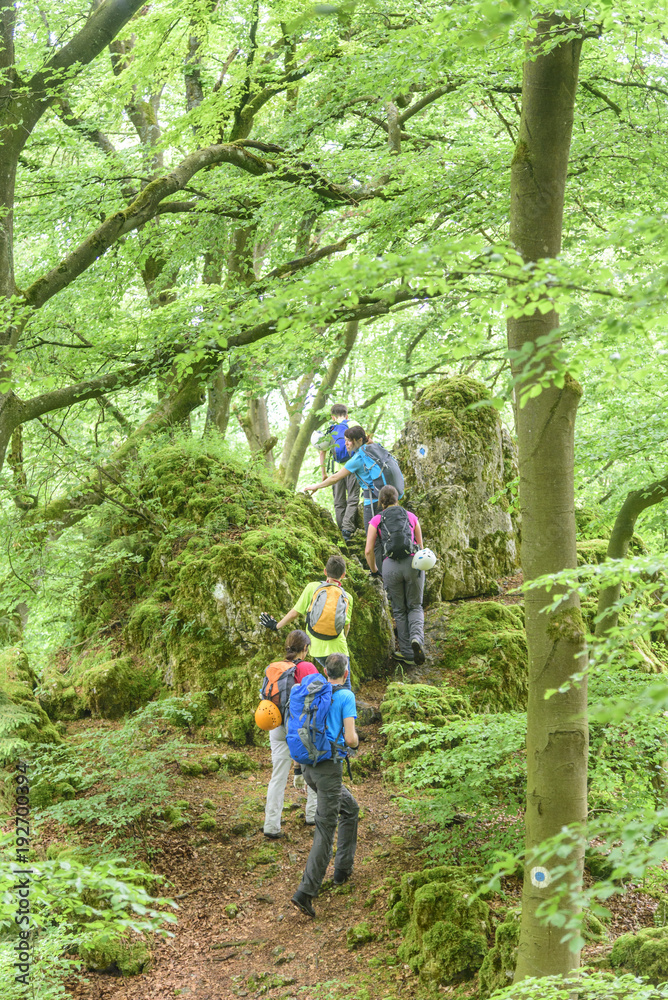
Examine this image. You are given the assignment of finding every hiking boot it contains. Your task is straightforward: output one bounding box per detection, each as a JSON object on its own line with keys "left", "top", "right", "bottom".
{"left": 333, "top": 870, "right": 351, "bottom": 886}
{"left": 291, "top": 890, "right": 316, "bottom": 917}
{"left": 341, "top": 530, "right": 352, "bottom": 541}
{"left": 263, "top": 830, "right": 284, "bottom": 840}
{"left": 412, "top": 640, "right": 426, "bottom": 666}
{"left": 392, "top": 650, "right": 414, "bottom": 663}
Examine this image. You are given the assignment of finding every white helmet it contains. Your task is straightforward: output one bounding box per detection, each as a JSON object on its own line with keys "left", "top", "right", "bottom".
{"left": 412, "top": 548, "right": 437, "bottom": 571}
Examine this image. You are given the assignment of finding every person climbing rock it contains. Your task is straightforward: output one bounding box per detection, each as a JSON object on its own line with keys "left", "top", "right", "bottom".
{"left": 290, "top": 653, "right": 359, "bottom": 918}
{"left": 365, "top": 484, "right": 426, "bottom": 666}
{"left": 262, "top": 630, "right": 320, "bottom": 839}
{"left": 304, "top": 425, "right": 404, "bottom": 572}
{"left": 259, "top": 554, "right": 354, "bottom": 691}
{"left": 317, "top": 403, "right": 360, "bottom": 541}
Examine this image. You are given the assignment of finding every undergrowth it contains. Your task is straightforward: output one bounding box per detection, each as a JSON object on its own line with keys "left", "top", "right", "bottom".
{"left": 28, "top": 696, "right": 202, "bottom": 853}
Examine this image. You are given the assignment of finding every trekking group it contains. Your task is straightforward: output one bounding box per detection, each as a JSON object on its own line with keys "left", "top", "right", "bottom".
{"left": 256, "top": 403, "right": 435, "bottom": 918}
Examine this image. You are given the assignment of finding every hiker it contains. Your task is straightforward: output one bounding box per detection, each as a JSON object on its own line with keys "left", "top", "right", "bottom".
{"left": 318, "top": 403, "right": 360, "bottom": 541}
{"left": 365, "top": 484, "right": 426, "bottom": 666}
{"left": 261, "top": 630, "right": 320, "bottom": 839}
{"left": 288, "top": 653, "right": 359, "bottom": 918}
{"left": 259, "top": 553, "right": 354, "bottom": 691}
{"left": 304, "top": 425, "right": 404, "bottom": 572}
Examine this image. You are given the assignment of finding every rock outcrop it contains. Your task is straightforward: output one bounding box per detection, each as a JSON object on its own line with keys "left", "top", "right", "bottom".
{"left": 39, "top": 444, "right": 394, "bottom": 732}
{"left": 394, "top": 376, "right": 519, "bottom": 602}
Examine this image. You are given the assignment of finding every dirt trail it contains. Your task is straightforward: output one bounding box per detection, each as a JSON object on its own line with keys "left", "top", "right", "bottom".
{"left": 64, "top": 717, "right": 432, "bottom": 1000}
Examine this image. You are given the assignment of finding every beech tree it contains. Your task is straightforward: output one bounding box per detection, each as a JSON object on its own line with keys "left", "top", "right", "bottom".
{"left": 508, "top": 13, "right": 588, "bottom": 979}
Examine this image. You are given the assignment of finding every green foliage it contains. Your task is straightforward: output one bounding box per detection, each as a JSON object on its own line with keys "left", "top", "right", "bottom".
{"left": 28, "top": 700, "right": 199, "bottom": 848}
{"left": 0, "top": 831, "right": 176, "bottom": 998}
{"left": 491, "top": 971, "right": 668, "bottom": 1000}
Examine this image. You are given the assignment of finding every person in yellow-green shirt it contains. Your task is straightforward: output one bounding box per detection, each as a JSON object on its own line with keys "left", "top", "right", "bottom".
{"left": 259, "top": 553, "right": 354, "bottom": 691}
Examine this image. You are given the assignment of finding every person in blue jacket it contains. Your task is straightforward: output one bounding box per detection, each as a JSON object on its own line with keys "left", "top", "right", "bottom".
{"left": 305, "top": 424, "right": 392, "bottom": 569}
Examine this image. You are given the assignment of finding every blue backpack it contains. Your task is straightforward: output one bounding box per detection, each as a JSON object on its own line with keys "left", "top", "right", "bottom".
{"left": 286, "top": 674, "right": 344, "bottom": 767}
{"left": 329, "top": 420, "right": 349, "bottom": 464}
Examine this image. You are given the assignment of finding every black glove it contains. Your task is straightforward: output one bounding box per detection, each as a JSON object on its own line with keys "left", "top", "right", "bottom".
{"left": 370, "top": 571, "right": 382, "bottom": 580}
{"left": 260, "top": 613, "right": 278, "bottom": 631}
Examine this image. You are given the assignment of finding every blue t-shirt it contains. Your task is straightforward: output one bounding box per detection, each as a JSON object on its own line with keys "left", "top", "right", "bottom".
{"left": 326, "top": 687, "right": 357, "bottom": 750}
{"left": 345, "top": 446, "right": 382, "bottom": 506}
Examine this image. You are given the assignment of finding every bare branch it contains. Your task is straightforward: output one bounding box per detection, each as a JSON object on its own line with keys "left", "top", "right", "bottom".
{"left": 264, "top": 231, "right": 362, "bottom": 280}
{"left": 398, "top": 83, "right": 457, "bottom": 124}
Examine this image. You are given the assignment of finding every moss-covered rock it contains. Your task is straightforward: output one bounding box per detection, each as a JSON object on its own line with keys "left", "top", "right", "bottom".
{"left": 610, "top": 926, "right": 668, "bottom": 980}
{"left": 0, "top": 646, "right": 62, "bottom": 757}
{"left": 380, "top": 681, "right": 470, "bottom": 760}
{"left": 80, "top": 656, "right": 161, "bottom": 719}
{"left": 79, "top": 934, "right": 150, "bottom": 975}
{"left": 381, "top": 682, "right": 470, "bottom": 727}
{"left": 39, "top": 649, "right": 160, "bottom": 721}
{"left": 347, "top": 921, "right": 376, "bottom": 950}
{"left": 43, "top": 442, "right": 393, "bottom": 724}
{"left": 478, "top": 909, "right": 520, "bottom": 997}
{"left": 394, "top": 377, "right": 519, "bottom": 603}
{"left": 425, "top": 602, "right": 528, "bottom": 712}
{"left": 390, "top": 865, "right": 491, "bottom": 984}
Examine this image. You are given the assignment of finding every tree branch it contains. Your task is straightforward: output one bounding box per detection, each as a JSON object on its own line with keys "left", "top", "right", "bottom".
{"left": 398, "top": 83, "right": 457, "bottom": 124}
{"left": 27, "top": 0, "right": 148, "bottom": 113}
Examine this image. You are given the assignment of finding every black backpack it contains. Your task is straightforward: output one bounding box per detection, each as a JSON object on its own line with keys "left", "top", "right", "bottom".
{"left": 379, "top": 506, "right": 416, "bottom": 561}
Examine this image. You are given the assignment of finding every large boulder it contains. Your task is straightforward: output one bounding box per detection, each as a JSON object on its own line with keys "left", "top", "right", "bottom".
{"left": 40, "top": 444, "right": 394, "bottom": 730}
{"left": 424, "top": 601, "right": 528, "bottom": 713}
{"left": 394, "top": 377, "right": 519, "bottom": 602}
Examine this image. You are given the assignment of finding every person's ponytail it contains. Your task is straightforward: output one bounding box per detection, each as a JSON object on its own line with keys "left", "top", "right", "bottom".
{"left": 285, "top": 629, "right": 310, "bottom": 661}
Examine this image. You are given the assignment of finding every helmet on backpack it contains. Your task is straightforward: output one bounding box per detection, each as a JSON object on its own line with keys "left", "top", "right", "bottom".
{"left": 255, "top": 699, "right": 282, "bottom": 731}
{"left": 412, "top": 548, "right": 437, "bottom": 571}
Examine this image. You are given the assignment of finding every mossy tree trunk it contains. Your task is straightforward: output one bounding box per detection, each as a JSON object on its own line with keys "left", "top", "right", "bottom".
{"left": 595, "top": 475, "right": 668, "bottom": 637}
{"left": 508, "top": 14, "right": 588, "bottom": 981}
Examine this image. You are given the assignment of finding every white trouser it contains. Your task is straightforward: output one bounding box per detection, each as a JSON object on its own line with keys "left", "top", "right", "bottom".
{"left": 264, "top": 724, "right": 317, "bottom": 835}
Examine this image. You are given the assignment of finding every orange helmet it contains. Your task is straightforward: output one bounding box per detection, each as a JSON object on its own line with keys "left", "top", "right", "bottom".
{"left": 255, "top": 699, "right": 282, "bottom": 731}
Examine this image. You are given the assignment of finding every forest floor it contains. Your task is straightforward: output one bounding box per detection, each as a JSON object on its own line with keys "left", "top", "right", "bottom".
{"left": 52, "top": 578, "right": 661, "bottom": 1000}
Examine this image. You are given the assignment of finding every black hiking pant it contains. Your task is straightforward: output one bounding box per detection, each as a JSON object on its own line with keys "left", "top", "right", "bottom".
{"left": 297, "top": 759, "right": 359, "bottom": 898}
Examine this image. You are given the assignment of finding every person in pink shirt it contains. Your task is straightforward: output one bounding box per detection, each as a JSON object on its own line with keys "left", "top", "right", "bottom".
{"left": 263, "top": 630, "right": 319, "bottom": 839}
{"left": 364, "top": 485, "right": 426, "bottom": 666}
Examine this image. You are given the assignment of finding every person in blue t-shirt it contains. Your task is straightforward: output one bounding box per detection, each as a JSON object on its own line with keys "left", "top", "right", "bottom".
{"left": 291, "top": 653, "right": 359, "bottom": 918}
{"left": 305, "top": 424, "right": 385, "bottom": 569}
{"left": 318, "top": 403, "right": 360, "bottom": 541}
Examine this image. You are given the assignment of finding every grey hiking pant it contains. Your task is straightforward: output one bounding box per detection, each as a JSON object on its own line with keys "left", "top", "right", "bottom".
{"left": 363, "top": 499, "right": 382, "bottom": 572}
{"left": 382, "top": 556, "right": 425, "bottom": 658}
{"left": 298, "top": 759, "right": 359, "bottom": 898}
{"left": 332, "top": 474, "right": 360, "bottom": 535}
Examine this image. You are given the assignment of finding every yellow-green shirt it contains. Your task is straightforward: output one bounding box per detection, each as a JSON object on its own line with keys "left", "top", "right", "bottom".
{"left": 293, "top": 580, "right": 353, "bottom": 659}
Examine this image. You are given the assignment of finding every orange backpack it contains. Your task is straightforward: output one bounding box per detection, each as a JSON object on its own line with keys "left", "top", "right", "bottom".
{"left": 306, "top": 582, "right": 349, "bottom": 641}
{"left": 259, "top": 660, "right": 298, "bottom": 722}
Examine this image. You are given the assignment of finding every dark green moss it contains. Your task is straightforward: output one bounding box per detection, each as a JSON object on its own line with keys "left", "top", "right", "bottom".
{"left": 429, "top": 602, "right": 528, "bottom": 712}
{"left": 392, "top": 866, "right": 491, "bottom": 983}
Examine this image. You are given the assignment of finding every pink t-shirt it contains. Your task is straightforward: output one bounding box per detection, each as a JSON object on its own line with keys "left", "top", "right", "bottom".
{"left": 369, "top": 509, "right": 419, "bottom": 544}
{"left": 294, "top": 660, "right": 319, "bottom": 683}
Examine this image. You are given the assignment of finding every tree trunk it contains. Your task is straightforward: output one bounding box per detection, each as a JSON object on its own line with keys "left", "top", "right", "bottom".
{"left": 509, "top": 15, "right": 588, "bottom": 981}
{"left": 281, "top": 320, "right": 359, "bottom": 487}
{"left": 595, "top": 476, "right": 668, "bottom": 636}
